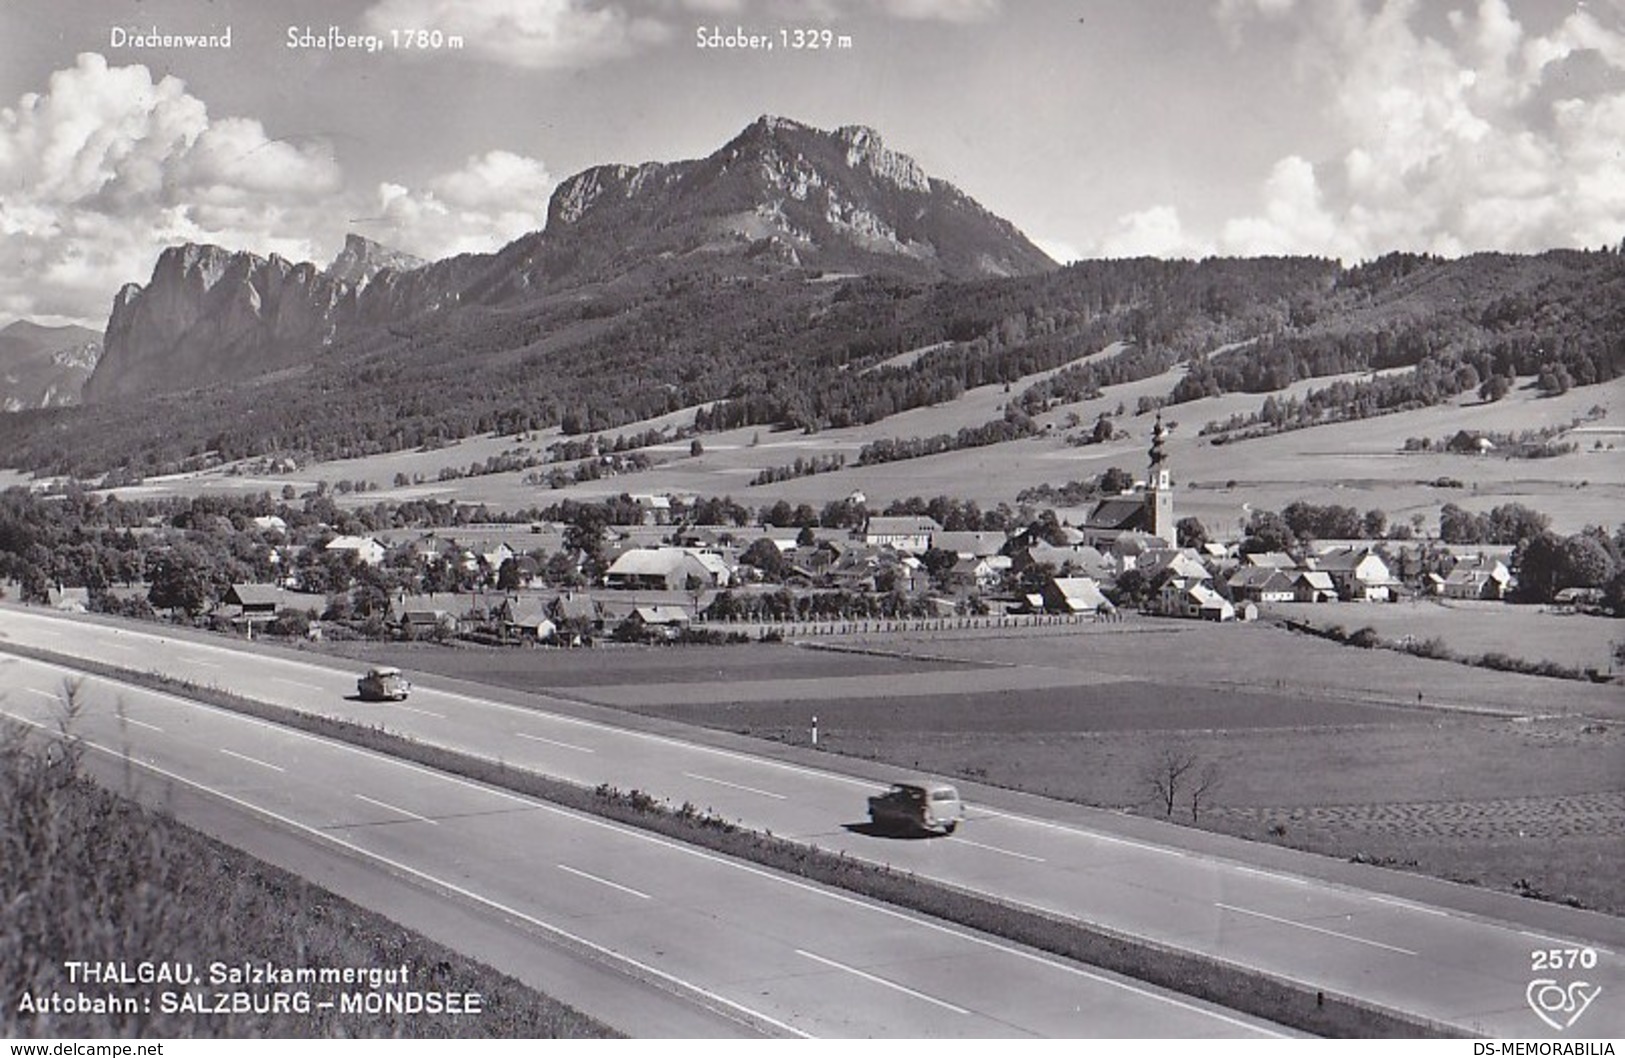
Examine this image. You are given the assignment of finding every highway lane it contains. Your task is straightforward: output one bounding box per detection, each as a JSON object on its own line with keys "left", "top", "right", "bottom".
{"left": 0, "top": 652, "right": 1283, "bottom": 1039}
{"left": 3, "top": 606, "right": 1621, "bottom": 1037}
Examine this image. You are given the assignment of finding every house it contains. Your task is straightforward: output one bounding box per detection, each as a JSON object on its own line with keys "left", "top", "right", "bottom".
{"left": 619, "top": 605, "right": 691, "bottom": 639}
{"left": 932, "top": 530, "right": 1009, "bottom": 559}
{"left": 631, "top": 494, "right": 673, "bottom": 525}
{"left": 604, "top": 548, "right": 729, "bottom": 591}
{"left": 480, "top": 542, "right": 518, "bottom": 572}
{"left": 325, "top": 535, "right": 386, "bottom": 566}
{"left": 1311, "top": 548, "right": 1396, "bottom": 601}
{"left": 251, "top": 515, "right": 288, "bottom": 535}
{"left": 1440, "top": 556, "right": 1511, "bottom": 600}
{"left": 862, "top": 515, "right": 941, "bottom": 553}
{"left": 548, "top": 593, "right": 603, "bottom": 634}
{"left": 224, "top": 583, "right": 289, "bottom": 621}
{"left": 948, "top": 554, "right": 1012, "bottom": 592}
{"left": 1245, "top": 551, "right": 1298, "bottom": 570}
{"left": 1039, "top": 576, "right": 1116, "bottom": 616}
{"left": 392, "top": 593, "right": 457, "bottom": 638}
{"left": 505, "top": 605, "right": 556, "bottom": 641}
{"left": 1446, "top": 430, "right": 1495, "bottom": 455}
{"left": 1136, "top": 547, "right": 1212, "bottom": 583}
{"left": 1155, "top": 578, "right": 1235, "bottom": 621}
{"left": 1227, "top": 566, "right": 1297, "bottom": 603}
{"left": 1292, "top": 570, "right": 1337, "bottom": 603}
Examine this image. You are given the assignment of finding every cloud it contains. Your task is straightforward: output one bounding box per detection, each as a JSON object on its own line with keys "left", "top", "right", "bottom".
{"left": 369, "top": 150, "right": 554, "bottom": 258}
{"left": 1207, "top": 0, "right": 1625, "bottom": 259}
{"left": 1099, "top": 205, "right": 1212, "bottom": 259}
{"left": 359, "top": 0, "right": 670, "bottom": 69}
{"left": 0, "top": 53, "right": 342, "bottom": 326}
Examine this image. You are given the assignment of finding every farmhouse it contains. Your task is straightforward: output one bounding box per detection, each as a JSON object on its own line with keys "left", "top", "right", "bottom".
{"left": 619, "top": 605, "right": 691, "bottom": 639}
{"left": 1227, "top": 566, "right": 1297, "bottom": 603}
{"left": 1439, "top": 555, "right": 1511, "bottom": 600}
{"left": 604, "top": 547, "right": 731, "bottom": 590}
{"left": 933, "top": 530, "right": 1009, "bottom": 559}
{"left": 1039, "top": 576, "right": 1115, "bottom": 615}
{"left": 1155, "top": 578, "right": 1235, "bottom": 621}
{"left": 224, "top": 583, "right": 288, "bottom": 621}
{"left": 325, "top": 535, "right": 386, "bottom": 566}
{"left": 1292, "top": 569, "right": 1337, "bottom": 603}
{"left": 862, "top": 515, "right": 941, "bottom": 553}
{"left": 1311, "top": 548, "right": 1396, "bottom": 601}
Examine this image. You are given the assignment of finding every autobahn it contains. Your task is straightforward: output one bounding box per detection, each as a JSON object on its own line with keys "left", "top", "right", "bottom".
{"left": 2, "top": 605, "right": 1621, "bottom": 1037}
{"left": 0, "top": 646, "right": 1282, "bottom": 1038}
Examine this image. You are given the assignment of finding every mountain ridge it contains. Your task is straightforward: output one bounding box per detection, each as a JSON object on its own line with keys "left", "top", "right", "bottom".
{"left": 83, "top": 116, "right": 1055, "bottom": 402}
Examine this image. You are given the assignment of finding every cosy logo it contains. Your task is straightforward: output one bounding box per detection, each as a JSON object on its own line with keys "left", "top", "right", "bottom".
{"left": 1526, "top": 979, "right": 1602, "bottom": 1031}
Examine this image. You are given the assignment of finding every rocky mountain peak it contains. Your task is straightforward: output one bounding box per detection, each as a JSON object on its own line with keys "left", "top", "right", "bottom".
{"left": 327, "top": 234, "right": 426, "bottom": 288}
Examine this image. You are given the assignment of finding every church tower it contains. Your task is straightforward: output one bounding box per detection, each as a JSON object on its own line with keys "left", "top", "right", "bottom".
{"left": 1145, "top": 414, "right": 1174, "bottom": 545}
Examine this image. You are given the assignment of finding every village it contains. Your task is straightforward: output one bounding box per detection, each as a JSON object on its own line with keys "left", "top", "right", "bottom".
{"left": 13, "top": 416, "right": 1604, "bottom": 660}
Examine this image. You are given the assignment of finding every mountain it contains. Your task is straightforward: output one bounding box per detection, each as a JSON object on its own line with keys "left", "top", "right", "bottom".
{"left": 84, "top": 116, "right": 1055, "bottom": 402}
{"left": 529, "top": 116, "right": 1057, "bottom": 287}
{"left": 0, "top": 321, "right": 102, "bottom": 411}
{"left": 85, "top": 240, "right": 490, "bottom": 403}
{"left": 326, "top": 234, "right": 426, "bottom": 288}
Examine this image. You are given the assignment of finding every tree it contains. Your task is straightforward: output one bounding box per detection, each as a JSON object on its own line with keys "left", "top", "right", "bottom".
{"left": 1144, "top": 746, "right": 1199, "bottom": 818}
{"left": 1176, "top": 517, "right": 1208, "bottom": 550}
{"left": 689, "top": 439, "right": 705, "bottom": 457}
{"left": 146, "top": 549, "right": 212, "bottom": 619}
{"left": 740, "top": 538, "right": 787, "bottom": 579}
{"left": 1241, "top": 509, "right": 1295, "bottom": 554}
{"left": 1361, "top": 508, "right": 1388, "bottom": 539}
{"left": 1098, "top": 466, "right": 1134, "bottom": 495}
{"left": 1478, "top": 374, "right": 1511, "bottom": 402}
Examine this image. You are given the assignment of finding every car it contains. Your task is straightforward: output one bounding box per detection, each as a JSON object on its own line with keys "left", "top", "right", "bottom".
{"left": 866, "top": 780, "right": 963, "bottom": 835}
{"left": 356, "top": 666, "right": 411, "bottom": 701}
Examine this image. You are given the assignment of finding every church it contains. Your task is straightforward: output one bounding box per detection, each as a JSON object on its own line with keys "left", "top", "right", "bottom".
{"left": 1077, "top": 415, "right": 1176, "bottom": 551}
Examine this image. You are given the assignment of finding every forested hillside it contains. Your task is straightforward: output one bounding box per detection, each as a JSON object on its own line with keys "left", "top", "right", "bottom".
{"left": 1, "top": 249, "right": 1620, "bottom": 480}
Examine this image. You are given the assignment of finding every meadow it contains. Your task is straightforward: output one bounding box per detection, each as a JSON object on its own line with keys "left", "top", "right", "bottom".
{"left": 93, "top": 353, "right": 1621, "bottom": 537}
{"left": 319, "top": 616, "right": 1625, "bottom": 915}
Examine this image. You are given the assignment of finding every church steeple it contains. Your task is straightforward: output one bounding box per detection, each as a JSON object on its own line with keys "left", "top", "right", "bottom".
{"left": 1146, "top": 414, "right": 1174, "bottom": 545}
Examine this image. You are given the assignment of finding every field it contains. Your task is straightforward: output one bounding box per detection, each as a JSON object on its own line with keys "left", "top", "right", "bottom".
{"left": 86, "top": 355, "right": 1623, "bottom": 537}
{"left": 319, "top": 616, "right": 1625, "bottom": 915}
{"left": 1268, "top": 598, "right": 1622, "bottom": 675}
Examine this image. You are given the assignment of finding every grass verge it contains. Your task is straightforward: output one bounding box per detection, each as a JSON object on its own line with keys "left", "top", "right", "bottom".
{"left": 0, "top": 693, "right": 616, "bottom": 1038}
{"left": 1, "top": 641, "right": 1459, "bottom": 1038}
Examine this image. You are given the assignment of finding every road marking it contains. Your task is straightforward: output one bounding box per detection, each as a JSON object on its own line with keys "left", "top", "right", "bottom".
{"left": 66, "top": 740, "right": 809, "bottom": 1039}
{"left": 977, "top": 807, "right": 1190, "bottom": 858}
{"left": 181, "top": 656, "right": 221, "bottom": 669}
{"left": 105, "top": 643, "right": 139, "bottom": 653}
{"left": 3, "top": 679, "right": 1276, "bottom": 1038}
{"left": 950, "top": 836, "right": 1045, "bottom": 863}
{"left": 391, "top": 704, "right": 445, "bottom": 719}
{"left": 796, "top": 950, "right": 969, "bottom": 1015}
{"left": 683, "top": 772, "right": 787, "bottom": 800}
{"left": 120, "top": 717, "right": 163, "bottom": 733}
{"left": 220, "top": 748, "right": 284, "bottom": 773}
{"left": 557, "top": 864, "right": 651, "bottom": 900}
{"left": 355, "top": 793, "right": 438, "bottom": 826}
{"left": 515, "top": 732, "right": 596, "bottom": 753}
{"left": 274, "top": 678, "right": 324, "bottom": 693}
{"left": 1215, "top": 903, "right": 1418, "bottom": 956}
{"left": 1368, "top": 895, "right": 1449, "bottom": 917}
{"left": 1232, "top": 865, "right": 1309, "bottom": 886}
{"left": 1517, "top": 930, "right": 1616, "bottom": 956}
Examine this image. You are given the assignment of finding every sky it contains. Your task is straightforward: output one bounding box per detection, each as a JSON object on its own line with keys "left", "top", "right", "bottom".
{"left": 1, "top": 0, "right": 1622, "bottom": 330}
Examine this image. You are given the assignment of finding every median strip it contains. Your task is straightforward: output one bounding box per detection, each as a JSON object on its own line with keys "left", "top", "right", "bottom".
{"left": 0, "top": 639, "right": 1461, "bottom": 1039}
